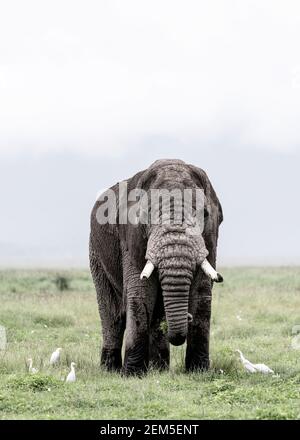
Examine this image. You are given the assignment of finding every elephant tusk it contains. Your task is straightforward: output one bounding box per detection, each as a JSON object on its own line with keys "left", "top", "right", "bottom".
{"left": 201, "top": 259, "right": 223, "bottom": 283}
{"left": 140, "top": 261, "right": 155, "bottom": 280}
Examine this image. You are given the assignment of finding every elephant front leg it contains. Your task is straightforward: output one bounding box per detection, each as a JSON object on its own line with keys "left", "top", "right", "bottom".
{"left": 186, "top": 289, "right": 212, "bottom": 371}
{"left": 100, "top": 315, "right": 125, "bottom": 371}
{"left": 123, "top": 296, "right": 150, "bottom": 376}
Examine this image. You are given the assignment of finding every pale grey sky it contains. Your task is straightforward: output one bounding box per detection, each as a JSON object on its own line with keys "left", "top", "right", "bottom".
{"left": 0, "top": 1, "right": 300, "bottom": 266}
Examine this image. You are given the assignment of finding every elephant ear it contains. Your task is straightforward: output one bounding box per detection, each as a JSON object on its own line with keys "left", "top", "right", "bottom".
{"left": 188, "top": 164, "right": 223, "bottom": 265}
{"left": 118, "top": 168, "right": 156, "bottom": 271}
{"left": 188, "top": 164, "right": 223, "bottom": 226}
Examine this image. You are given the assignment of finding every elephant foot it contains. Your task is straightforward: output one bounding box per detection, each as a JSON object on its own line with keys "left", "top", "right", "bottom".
{"left": 121, "top": 364, "right": 148, "bottom": 377}
{"left": 123, "top": 340, "right": 149, "bottom": 376}
{"left": 122, "top": 355, "right": 149, "bottom": 377}
{"left": 185, "top": 355, "right": 210, "bottom": 372}
{"left": 101, "top": 348, "right": 122, "bottom": 372}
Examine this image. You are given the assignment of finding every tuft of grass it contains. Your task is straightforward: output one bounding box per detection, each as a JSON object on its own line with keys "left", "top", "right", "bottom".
{"left": 54, "top": 275, "right": 70, "bottom": 292}
{"left": 159, "top": 320, "right": 168, "bottom": 335}
{"left": 8, "top": 374, "right": 61, "bottom": 392}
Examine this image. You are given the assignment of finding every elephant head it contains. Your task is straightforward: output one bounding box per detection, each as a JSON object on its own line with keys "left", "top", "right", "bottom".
{"left": 124, "top": 159, "right": 223, "bottom": 346}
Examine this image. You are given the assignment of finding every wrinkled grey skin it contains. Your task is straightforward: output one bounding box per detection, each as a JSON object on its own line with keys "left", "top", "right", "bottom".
{"left": 89, "top": 159, "right": 223, "bottom": 375}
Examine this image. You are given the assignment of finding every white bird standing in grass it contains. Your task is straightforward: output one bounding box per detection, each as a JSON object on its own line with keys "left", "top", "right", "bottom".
{"left": 27, "top": 358, "right": 38, "bottom": 374}
{"left": 66, "top": 362, "right": 76, "bottom": 383}
{"left": 50, "top": 347, "right": 62, "bottom": 365}
{"left": 236, "top": 350, "right": 274, "bottom": 374}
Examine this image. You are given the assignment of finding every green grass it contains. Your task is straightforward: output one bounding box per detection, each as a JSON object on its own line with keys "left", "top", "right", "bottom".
{"left": 0, "top": 267, "right": 299, "bottom": 419}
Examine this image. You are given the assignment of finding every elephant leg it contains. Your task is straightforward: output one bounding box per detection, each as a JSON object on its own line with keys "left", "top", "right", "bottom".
{"left": 90, "top": 256, "right": 125, "bottom": 371}
{"left": 185, "top": 287, "right": 212, "bottom": 372}
{"left": 149, "top": 318, "right": 170, "bottom": 370}
{"left": 123, "top": 293, "right": 150, "bottom": 376}
{"left": 122, "top": 251, "right": 159, "bottom": 376}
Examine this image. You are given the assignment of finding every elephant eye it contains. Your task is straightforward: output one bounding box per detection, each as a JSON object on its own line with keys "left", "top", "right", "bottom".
{"left": 204, "top": 208, "right": 209, "bottom": 219}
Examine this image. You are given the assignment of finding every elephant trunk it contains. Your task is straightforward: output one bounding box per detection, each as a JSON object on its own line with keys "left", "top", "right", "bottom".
{"left": 158, "top": 256, "right": 193, "bottom": 346}
{"left": 144, "top": 222, "right": 213, "bottom": 346}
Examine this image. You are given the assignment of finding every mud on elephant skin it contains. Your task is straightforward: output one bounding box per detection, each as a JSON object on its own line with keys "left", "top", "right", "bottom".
{"left": 89, "top": 159, "right": 223, "bottom": 375}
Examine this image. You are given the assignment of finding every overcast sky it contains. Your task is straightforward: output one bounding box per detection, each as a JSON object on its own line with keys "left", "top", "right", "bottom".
{"left": 1, "top": 1, "right": 300, "bottom": 266}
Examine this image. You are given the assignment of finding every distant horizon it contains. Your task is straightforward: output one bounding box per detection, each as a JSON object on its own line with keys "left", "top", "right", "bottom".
{"left": 1, "top": 259, "right": 300, "bottom": 269}
{"left": 1, "top": 237, "right": 300, "bottom": 269}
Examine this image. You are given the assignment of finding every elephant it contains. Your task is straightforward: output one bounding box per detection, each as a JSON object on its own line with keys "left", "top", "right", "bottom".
{"left": 89, "top": 159, "right": 223, "bottom": 375}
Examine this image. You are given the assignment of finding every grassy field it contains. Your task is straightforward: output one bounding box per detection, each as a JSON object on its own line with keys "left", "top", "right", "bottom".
{"left": 0, "top": 267, "right": 299, "bottom": 420}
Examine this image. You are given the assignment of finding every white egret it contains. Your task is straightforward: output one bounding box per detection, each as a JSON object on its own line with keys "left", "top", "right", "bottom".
{"left": 27, "top": 358, "right": 38, "bottom": 374}
{"left": 236, "top": 350, "right": 274, "bottom": 374}
{"left": 66, "top": 362, "right": 76, "bottom": 383}
{"left": 50, "top": 348, "right": 62, "bottom": 365}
